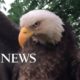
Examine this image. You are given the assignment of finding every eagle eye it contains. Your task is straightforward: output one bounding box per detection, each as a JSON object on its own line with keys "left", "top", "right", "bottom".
{"left": 31, "top": 21, "right": 40, "bottom": 28}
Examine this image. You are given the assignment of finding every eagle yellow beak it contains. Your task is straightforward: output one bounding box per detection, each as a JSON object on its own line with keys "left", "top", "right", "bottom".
{"left": 18, "top": 27, "right": 33, "bottom": 48}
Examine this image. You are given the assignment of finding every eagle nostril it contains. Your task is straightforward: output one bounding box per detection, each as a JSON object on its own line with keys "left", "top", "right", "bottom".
{"left": 23, "top": 32, "right": 27, "bottom": 34}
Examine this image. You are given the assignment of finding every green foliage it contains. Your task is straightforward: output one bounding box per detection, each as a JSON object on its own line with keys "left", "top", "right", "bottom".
{"left": 8, "top": 0, "right": 80, "bottom": 47}
{"left": 0, "top": 0, "right": 4, "bottom": 3}
{"left": 0, "top": 0, "right": 4, "bottom": 8}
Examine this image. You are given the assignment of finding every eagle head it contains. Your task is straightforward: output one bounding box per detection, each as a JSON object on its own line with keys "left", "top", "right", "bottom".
{"left": 18, "top": 10, "right": 64, "bottom": 48}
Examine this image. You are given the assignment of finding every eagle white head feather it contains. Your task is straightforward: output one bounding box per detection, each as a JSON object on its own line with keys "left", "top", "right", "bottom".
{"left": 19, "top": 10, "right": 65, "bottom": 48}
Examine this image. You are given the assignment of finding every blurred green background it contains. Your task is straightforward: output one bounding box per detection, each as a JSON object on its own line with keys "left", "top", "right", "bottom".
{"left": 0, "top": 0, "right": 80, "bottom": 47}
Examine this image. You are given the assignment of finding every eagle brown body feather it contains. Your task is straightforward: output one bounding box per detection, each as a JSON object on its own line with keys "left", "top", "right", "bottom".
{"left": 0, "top": 11, "right": 20, "bottom": 80}
{"left": 13, "top": 24, "right": 78, "bottom": 80}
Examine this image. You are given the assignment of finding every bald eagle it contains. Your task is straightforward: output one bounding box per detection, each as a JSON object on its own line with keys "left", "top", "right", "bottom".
{"left": 13, "top": 10, "right": 78, "bottom": 80}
